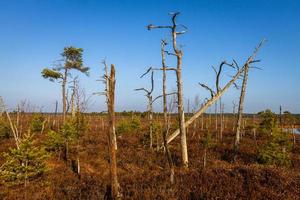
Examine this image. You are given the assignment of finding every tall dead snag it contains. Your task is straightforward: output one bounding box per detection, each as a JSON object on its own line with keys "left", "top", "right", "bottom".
{"left": 167, "top": 40, "right": 265, "bottom": 144}
{"left": 148, "top": 12, "right": 189, "bottom": 167}
{"left": 99, "top": 60, "right": 118, "bottom": 150}
{"left": 234, "top": 39, "right": 265, "bottom": 161}
{"left": 107, "top": 65, "right": 121, "bottom": 199}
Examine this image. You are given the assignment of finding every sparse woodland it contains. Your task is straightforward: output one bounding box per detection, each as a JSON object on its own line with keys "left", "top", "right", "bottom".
{"left": 1, "top": 12, "right": 300, "bottom": 200}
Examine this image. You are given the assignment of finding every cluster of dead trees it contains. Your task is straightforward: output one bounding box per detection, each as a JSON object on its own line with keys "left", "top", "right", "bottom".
{"left": 0, "top": 12, "right": 265, "bottom": 199}
{"left": 134, "top": 12, "right": 266, "bottom": 185}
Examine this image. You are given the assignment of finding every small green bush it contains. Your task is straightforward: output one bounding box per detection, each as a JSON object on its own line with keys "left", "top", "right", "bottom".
{"left": 200, "top": 130, "right": 214, "bottom": 149}
{"left": 116, "top": 116, "right": 141, "bottom": 135}
{"left": 44, "top": 130, "right": 64, "bottom": 152}
{"left": 258, "top": 109, "right": 278, "bottom": 135}
{"left": 258, "top": 131, "right": 292, "bottom": 166}
{"left": 0, "top": 132, "right": 48, "bottom": 185}
{"left": 72, "top": 113, "right": 89, "bottom": 136}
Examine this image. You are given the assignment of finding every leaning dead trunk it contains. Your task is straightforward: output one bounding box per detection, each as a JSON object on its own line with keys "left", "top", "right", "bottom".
{"left": 166, "top": 40, "right": 265, "bottom": 144}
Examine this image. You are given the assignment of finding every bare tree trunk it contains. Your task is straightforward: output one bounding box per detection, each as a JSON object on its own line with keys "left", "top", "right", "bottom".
{"left": 62, "top": 68, "right": 68, "bottom": 122}
{"left": 232, "top": 101, "right": 236, "bottom": 132}
{"left": 219, "top": 100, "right": 223, "bottom": 140}
{"left": 172, "top": 23, "right": 188, "bottom": 167}
{"left": 62, "top": 68, "right": 69, "bottom": 161}
{"left": 234, "top": 64, "right": 250, "bottom": 161}
{"left": 107, "top": 65, "right": 121, "bottom": 199}
{"left": 161, "top": 40, "right": 175, "bottom": 183}
{"left": 149, "top": 98, "right": 153, "bottom": 149}
{"left": 215, "top": 102, "right": 218, "bottom": 132}
{"left": 71, "top": 78, "right": 77, "bottom": 118}
{"left": 103, "top": 60, "right": 117, "bottom": 150}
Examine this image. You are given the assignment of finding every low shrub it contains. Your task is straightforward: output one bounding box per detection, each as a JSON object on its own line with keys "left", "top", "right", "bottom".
{"left": 116, "top": 116, "right": 141, "bottom": 135}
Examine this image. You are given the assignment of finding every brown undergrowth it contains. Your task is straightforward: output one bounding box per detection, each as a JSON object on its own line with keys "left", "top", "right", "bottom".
{"left": 0, "top": 115, "right": 299, "bottom": 200}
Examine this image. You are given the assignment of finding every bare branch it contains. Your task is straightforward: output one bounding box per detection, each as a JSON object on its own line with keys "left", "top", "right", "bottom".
{"left": 134, "top": 88, "right": 150, "bottom": 94}
{"left": 152, "top": 92, "right": 177, "bottom": 103}
{"left": 140, "top": 67, "right": 152, "bottom": 78}
{"left": 198, "top": 83, "right": 215, "bottom": 98}
{"left": 147, "top": 24, "right": 172, "bottom": 30}
{"left": 164, "top": 50, "right": 177, "bottom": 56}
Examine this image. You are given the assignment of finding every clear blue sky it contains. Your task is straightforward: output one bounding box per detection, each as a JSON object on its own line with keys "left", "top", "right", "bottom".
{"left": 0, "top": 0, "right": 299, "bottom": 113}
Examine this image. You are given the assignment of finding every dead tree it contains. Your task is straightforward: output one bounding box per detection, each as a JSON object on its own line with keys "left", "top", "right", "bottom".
{"left": 102, "top": 64, "right": 121, "bottom": 199}
{"left": 148, "top": 12, "right": 189, "bottom": 167}
{"left": 136, "top": 70, "right": 175, "bottom": 150}
{"left": 96, "top": 60, "right": 118, "bottom": 150}
{"left": 161, "top": 40, "right": 175, "bottom": 184}
{"left": 166, "top": 40, "right": 265, "bottom": 144}
{"left": 135, "top": 71, "right": 155, "bottom": 149}
{"left": 233, "top": 39, "right": 265, "bottom": 161}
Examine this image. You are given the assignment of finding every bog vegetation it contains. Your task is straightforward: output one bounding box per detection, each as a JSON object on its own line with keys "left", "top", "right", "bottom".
{"left": 0, "top": 12, "right": 300, "bottom": 200}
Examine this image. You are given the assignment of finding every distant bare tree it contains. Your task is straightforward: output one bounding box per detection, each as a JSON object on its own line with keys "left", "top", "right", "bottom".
{"left": 135, "top": 71, "right": 155, "bottom": 149}
{"left": 136, "top": 70, "right": 175, "bottom": 150}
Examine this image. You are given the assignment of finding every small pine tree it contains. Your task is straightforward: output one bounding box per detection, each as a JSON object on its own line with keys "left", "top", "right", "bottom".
{"left": 29, "top": 113, "right": 46, "bottom": 133}
{"left": 258, "top": 131, "right": 292, "bottom": 166}
{"left": 200, "top": 130, "right": 214, "bottom": 168}
{"left": 0, "top": 132, "right": 48, "bottom": 186}
{"left": 44, "top": 130, "right": 64, "bottom": 152}
{"left": 258, "top": 109, "right": 277, "bottom": 135}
